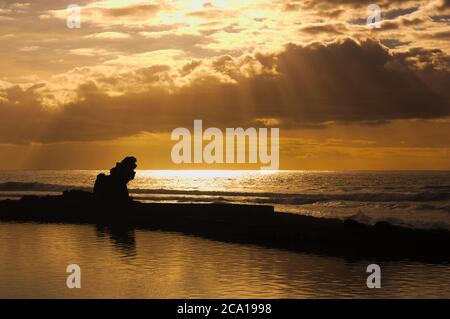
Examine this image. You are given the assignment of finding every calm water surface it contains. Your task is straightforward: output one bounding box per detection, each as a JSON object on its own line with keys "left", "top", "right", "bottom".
{"left": 0, "top": 223, "right": 449, "bottom": 298}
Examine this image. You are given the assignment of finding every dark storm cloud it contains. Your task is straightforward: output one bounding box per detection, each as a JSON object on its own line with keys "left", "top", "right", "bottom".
{"left": 0, "top": 38, "right": 448, "bottom": 144}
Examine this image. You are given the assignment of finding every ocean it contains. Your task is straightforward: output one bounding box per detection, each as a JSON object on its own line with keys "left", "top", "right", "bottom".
{"left": 1, "top": 170, "right": 449, "bottom": 229}
{"left": 0, "top": 170, "right": 449, "bottom": 298}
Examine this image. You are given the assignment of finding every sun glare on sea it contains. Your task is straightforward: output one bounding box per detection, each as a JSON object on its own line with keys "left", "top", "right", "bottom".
{"left": 138, "top": 170, "right": 278, "bottom": 179}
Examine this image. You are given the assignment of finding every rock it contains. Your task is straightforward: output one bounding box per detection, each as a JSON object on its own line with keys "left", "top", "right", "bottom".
{"left": 343, "top": 219, "right": 369, "bottom": 231}
{"left": 372, "top": 221, "right": 400, "bottom": 232}
{"left": 93, "top": 157, "right": 137, "bottom": 203}
{"left": 62, "top": 190, "right": 93, "bottom": 202}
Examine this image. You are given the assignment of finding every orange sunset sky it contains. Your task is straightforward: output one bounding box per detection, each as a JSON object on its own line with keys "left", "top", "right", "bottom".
{"left": 0, "top": 0, "right": 449, "bottom": 170}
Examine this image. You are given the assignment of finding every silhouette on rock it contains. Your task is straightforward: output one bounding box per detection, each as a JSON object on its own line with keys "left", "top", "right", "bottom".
{"left": 93, "top": 157, "right": 137, "bottom": 203}
{"left": 0, "top": 154, "right": 449, "bottom": 262}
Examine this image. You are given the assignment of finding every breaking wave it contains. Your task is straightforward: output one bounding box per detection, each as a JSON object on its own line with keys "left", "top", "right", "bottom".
{"left": 1, "top": 181, "right": 449, "bottom": 204}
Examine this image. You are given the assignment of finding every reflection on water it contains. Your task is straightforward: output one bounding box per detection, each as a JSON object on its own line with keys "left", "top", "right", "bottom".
{"left": 95, "top": 225, "right": 137, "bottom": 257}
{"left": 0, "top": 222, "right": 449, "bottom": 298}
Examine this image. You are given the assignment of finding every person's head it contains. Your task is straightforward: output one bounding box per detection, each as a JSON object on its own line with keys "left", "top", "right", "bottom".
{"left": 110, "top": 157, "right": 137, "bottom": 183}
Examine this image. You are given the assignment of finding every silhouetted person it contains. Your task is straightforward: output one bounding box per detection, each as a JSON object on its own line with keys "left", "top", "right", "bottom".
{"left": 93, "top": 157, "right": 137, "bottom": 203}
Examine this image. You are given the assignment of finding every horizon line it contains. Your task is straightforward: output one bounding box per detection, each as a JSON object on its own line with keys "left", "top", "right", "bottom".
{"left": 1, "top": 169, "right": 450, "bottom": 172}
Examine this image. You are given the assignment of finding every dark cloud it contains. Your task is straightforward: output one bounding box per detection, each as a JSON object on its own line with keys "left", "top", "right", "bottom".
{"left": 436, "top": 0, "right": 450, "bottom": 10}
{"left": 0, "top": 38, "right": 448, "bottom": 144}
{"left": 321, "top": 9, "right": 346, "bottom": 18}
{"left": 376, "top": 20, "right": 401, "bottom": 30}
{"left": 428, "top": 30, "right": 450, "bottom": 39}
{"left": 431, "top": 14, "right": 450, "bottom": 22}
{"left": 384, "top": 7, "right": 419, "bottom": 19}
{"left": 298, "top": 0, "right": 417, "bottom": 10}
{"left": 100, "top": 3, "right": 160, "bottom": 18}
{"left": 284, "top": 2, "right": 301, "bottom": 11}
{"left": 401, "top": 17, "right": 427, "bottom": 26}
{"left": 380, "top": 38, "right": 411, "bottom": 48}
